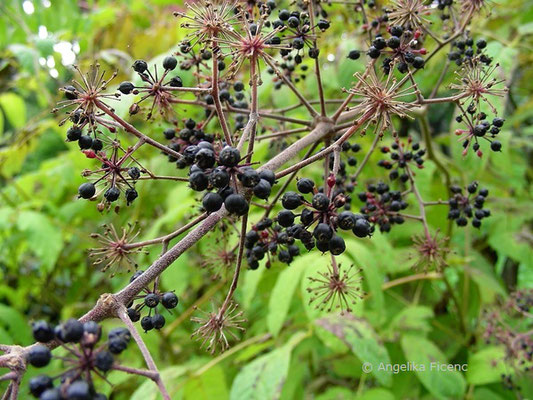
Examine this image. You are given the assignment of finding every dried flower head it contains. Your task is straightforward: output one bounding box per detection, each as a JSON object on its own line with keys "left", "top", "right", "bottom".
{"left": 174, "top": 0, "right": 239, "bottom": 47}
{"left": 307, "top": 263, "right": 363, "bottom": 314}
{"left": 89, "top": 222, "right": 147, "bottom": 275}
{"left": 127, "top": 64, "right": 193, "bottom": 120}
{"left": 200, "top": 232, "right": 236, "bottom": 279}
{"left": 460, "top": 0, "right": 491, "bottom": 15}
{"left": 52, "top": 64, "right": 119, "bottom": 131}
{"left": 191, "top": 302, "right": 246, "bottom": 353}
{"left": 411, "top": 231, "right": 449, "bottom": 271}
{"left": 79, "top": 140, "right": 145, "bottom": 206}
{"left": 221, "top": 15, "right": 289, "bottom": 80}
{"left": 387, "top": 0, "right": 432, "bottom": 31}
{"left": 450, "top": 61, "right": 507, "bottom": 115}
{"left": 348, "top": 69, "right": 416, "bottom": 133}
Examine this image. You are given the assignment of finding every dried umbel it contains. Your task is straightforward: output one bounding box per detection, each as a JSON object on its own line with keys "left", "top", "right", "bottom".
{"left": 460, "top": 0, "right": 490, "bottom": 15}
{"left": 89, "top": 223, "right": 147, "bottom": 275}
{"left": 191, "top": 302, "right": 247, "bottom": 354}
{"left": 53, "top": 64, "right": 119, "bottom": 130}
{"left": 200, "top": 231, "right": 237, "bottom": 279}
{"left": 450, "top": 61, "right": 507, "bottom": 115}
{"left": 307, "top": 263, "right": 363, "bottom": 315}
{"left": 348, "top": 69, "right": 417, "bottom": 132}
{"left": 411, "top": 231, "right": 449, "bottom": 271}
{"left": 174, "top": 0, "right": 240, "bottom": 47}
{"left": 387, "top": 0, "right": 432, "bottom": 32}
{"left": 222, "top": 17, "right": 289, "bottom": 80}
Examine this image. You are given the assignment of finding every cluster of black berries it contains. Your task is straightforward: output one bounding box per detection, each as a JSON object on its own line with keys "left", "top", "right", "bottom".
{"left": 358, "top": 182, "right": 408, "bottom": 233}
{"left": 78, "top": 163, "right": 141, "bottom": 206}
{"left": 268, "top": 57, "right": 310, "bottom": 88}
{"left": 117, "top": 57, "right": 184, "bottom": 119}
{"left": 64, "top": 117, "right": 105, "bottom": 153}
{"left": 62, "top": 105, "right": 141, "bottom": 206}
{"left": 448, "top": 37, "right": 492, "bottom": 66}
{"left": 228, "top": 81, "right": 250, "bottom": 128}
{"left": 182, "top": 144, "right": 275, "bottom": 215}
{"left": 436, "top": 0, "right": 453, "bottom": 21}
{"left": 277, "top": 177, "right": 372, "bottom": 255}
{"left": 337, "top": 140, "right": 361, "bottom": 171}
{"left": 28, "top": 319, "right": 131, "bottom": 399}
{"left": 275, "top": 9, "right": 326, "bottom": 59}
{"left": 162, "top": 118, "right": 215, "bottom": 165}
{"left": 456, "top": 115, "right": 505, "bottom": 155}
{"left": 177, "top": 45, "right": 219, "bottom": 72}
{"left": 240, "top": 0, "right": 277, "bottom": 19}
{"left": 448, "top": 182, "right": 491, "bottom": 228}
{"left": 362, "top": 6, "right": 388, "bottom": 32}
{"left": 126, "top": 270, "right": 179, "bottom": 332}
{"left": 245, "top": 218, "right": 300, "bottom": 268}
{"left": 201, "top": 81, "right": 250, "bottom": 118}
{"left": 259, "top": 9, "right": 328, "bottom": 86}
{"left": 367, "top": 26, "right": 426, "bottom": 72}
{"left": 378, "top": 138, "right": 425, "bottom": 181}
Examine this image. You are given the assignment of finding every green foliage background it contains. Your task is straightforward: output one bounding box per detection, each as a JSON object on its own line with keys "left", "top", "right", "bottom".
{"left": 0, "top": 0, "right": 532, "bottom": 399}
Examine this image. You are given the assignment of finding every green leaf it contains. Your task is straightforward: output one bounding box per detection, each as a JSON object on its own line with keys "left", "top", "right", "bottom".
{"left": 344, "top": 238, "right": 385, "bottom": 315}
{"left": 473, "top": 388, "right": 505, "bottom": 400}
{"left": 518, "top": 21, "right": 533, "bottom": 35}
{"left": 8, "top": 44, "right": 38, "bottom": 73}
{"left": 0, "top": 304, "right": 33, "bottom": 345}
{"left": 401, "top": 334, "right": 466, "bottom": 399}
{"left": 384, "top": 306, "right": 434, "bottom": 339}
{"left": 0, "top": 92, "right": 26, "bottom": 129}
{"left": 315, "top": 315, "right": 392, "bottom": 386}
{"left": 241, "top": 267, "right": 265, "bottom": 309}
{"left": 230, "top": 331, "right": 307, "bottom": 400}
{"left": 357, "top": 388, "right": 395, "bottom": 400}
{"left": 467, "top": 346, "right": 510, "bottom": 385}
{"left": 184, "top": 365, "right": 229, "bottom": 400}
{"left": 17, "top": 211, "right": 63, "bottom": 272}
{"left": 267, "top": 257, "right": 308, "bottom": 336}
{"left": 315, "top": 387, "right": 355, "bottom": 400}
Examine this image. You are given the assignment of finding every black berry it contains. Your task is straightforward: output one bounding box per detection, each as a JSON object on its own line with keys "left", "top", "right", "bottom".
{"left": 27, "top": 345, "right": 52, "bottom": 367}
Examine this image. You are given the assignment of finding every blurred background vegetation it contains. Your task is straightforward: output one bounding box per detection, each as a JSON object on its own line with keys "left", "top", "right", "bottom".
{"left": 0, "top": 0, "right": 532, "bottom": 399}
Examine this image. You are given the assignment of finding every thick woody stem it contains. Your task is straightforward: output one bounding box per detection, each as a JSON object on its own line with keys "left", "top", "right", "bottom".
{"left": 274, "top": 111, "right": 374, "bottom": 179}
{"left": 124, "top": 213, "right": 208, "bottom": 250}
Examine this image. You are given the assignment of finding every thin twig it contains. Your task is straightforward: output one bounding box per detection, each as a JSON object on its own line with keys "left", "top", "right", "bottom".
{"left": 116, "top": 305, "right": 171, "bottom": 400}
